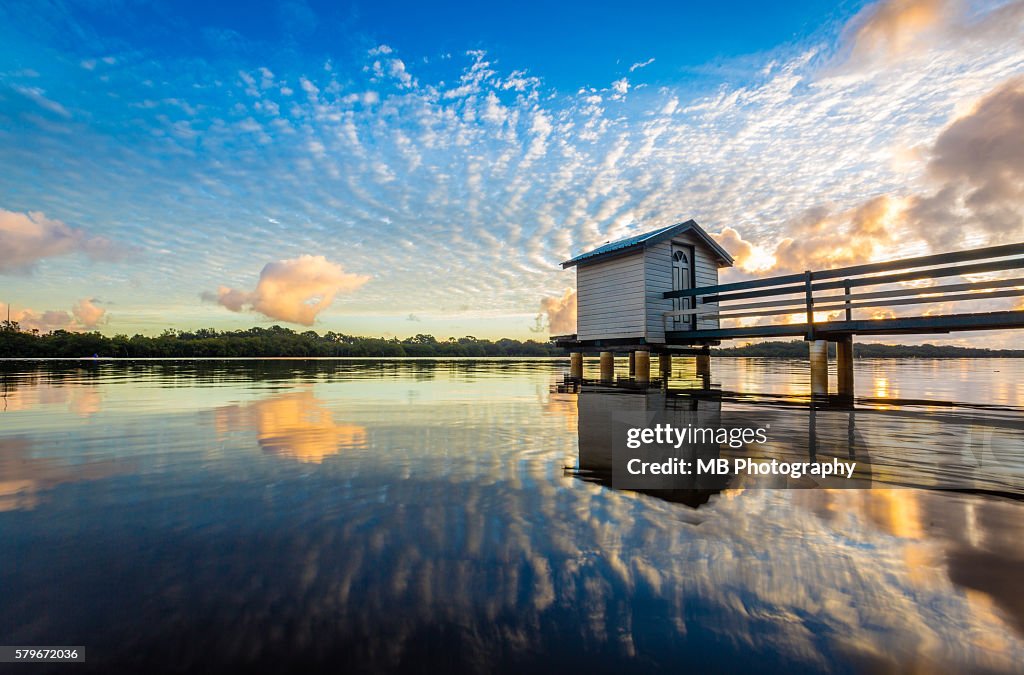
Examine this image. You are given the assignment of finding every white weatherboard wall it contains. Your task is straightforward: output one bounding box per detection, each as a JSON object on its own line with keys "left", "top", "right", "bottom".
{"left": 645, "top": 235, "right": 721, "bottom": 343}
{"left": 576, "top": 251, "right": 646, "bottom": 341}
{"left": 575, "top": 234, "right": 723, "bottom": 343}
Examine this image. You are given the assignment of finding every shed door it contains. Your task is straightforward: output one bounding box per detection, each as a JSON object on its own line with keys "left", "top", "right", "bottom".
{"left": 671, "top": 245, "right": 693, "bottom": 330}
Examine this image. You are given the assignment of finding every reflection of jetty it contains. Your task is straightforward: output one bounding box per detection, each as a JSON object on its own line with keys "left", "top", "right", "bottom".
{"left": 555, "top": 222, "right": 1024, "bottom": 399}
{"left": 571, "top": 383, "right": 727, "bottom": 507}
{"left": 566, "top": 378, "right": 1024, "bottom": 498}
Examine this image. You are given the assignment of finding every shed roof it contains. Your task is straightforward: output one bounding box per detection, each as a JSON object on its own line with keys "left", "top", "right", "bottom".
{"left": 560, "top": 220, "right": 734, "bottom": 269}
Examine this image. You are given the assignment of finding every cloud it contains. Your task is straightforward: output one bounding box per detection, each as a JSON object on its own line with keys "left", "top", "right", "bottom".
{"left": 13, "top": 85, "right": 72, "bottom": 118}
{"left": 539, "top": 289, "right": 576, "bottom": 335}
{"left": 771, "top": 195, "right": 901, "bottom": 273}
{"left": 711, "top": 227, "right": 758, "bottom": 271}
{"left": 1, "top": 298, "right": 107, "bottom": 333}
{"left": 841, "top": 0, "right": 1024, "bottom": 67}
{"left": 629, "top": 58, "right": 655, "bottom": 73}
{"left": 906, "top": 77, "right": 1024, "bottom": 247}
{"left": 72, "top": 298, "right": 107, "bottom": 328}
{"left": 711, "top": 196, "right": 901, "bottom": 275}
{"left": 206, "top": 255, "right": 369, "bottom": 325}
{"left": 846, "top": 0, "right": 948, "bottom": 62}
{"left": 716, "top": 76, "right": 1023, "bottom": 275}
{"left": 0, "top": 209, "right": 122, "bottom": 273}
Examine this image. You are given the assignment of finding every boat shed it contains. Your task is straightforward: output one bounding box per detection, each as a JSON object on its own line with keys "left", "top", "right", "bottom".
{"left": 560, "top": 220, "right": 733, "bottom": 348}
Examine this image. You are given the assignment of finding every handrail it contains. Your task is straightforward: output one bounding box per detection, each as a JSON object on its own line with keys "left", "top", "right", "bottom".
{"left": 666, "top": 287, "right": 1024, "bottom": 322}
{"left": 660, "top": 242, "right": 1024, "bottom": 337}
{"left": 664, "top": 242, "right": 1024, "bottom": 300}
{"left": 668, "top": 275, "right": 1024, "bottom": 317}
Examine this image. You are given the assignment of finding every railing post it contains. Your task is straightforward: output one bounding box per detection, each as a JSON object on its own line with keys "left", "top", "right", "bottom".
{"left": 843, "top": 279, "right": 852, "bottom": 321}
{"left": 804, "top": 270, "right": 815, "bottom": 340}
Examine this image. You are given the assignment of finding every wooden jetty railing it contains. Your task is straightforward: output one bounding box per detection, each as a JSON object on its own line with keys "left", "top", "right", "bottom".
{"left": 662, "top": 241, "right": 1024, "bottom": 340}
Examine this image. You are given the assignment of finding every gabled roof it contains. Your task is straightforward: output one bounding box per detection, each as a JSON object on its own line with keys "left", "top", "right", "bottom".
{"left": 561, "top": 220, "right": 734, "bottom": 269}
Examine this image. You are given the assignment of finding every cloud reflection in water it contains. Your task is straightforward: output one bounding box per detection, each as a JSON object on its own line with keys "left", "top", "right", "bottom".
{"left": 0, "top": 359, "right": 1022, "bottom": 673}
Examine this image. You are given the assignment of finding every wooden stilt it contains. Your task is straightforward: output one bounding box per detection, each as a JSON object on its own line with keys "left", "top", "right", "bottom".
{"left": 570, "top": 352, "right": 583, "bottom": 379}
{"left": 809, "top": 340, "right": 829, "bottom": 396}
{"left": 635, "top": 351, "right": 650, "bottom": 383}
{"left": 695, "top": 353, "right": 711, "bottom": 377}
{"left": 836, "top": 335, "right": 854, "bottom": 400}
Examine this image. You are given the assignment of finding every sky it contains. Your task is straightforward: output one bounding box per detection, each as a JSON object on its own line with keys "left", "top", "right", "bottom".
{"left": 0, "top": 0, "right": 1022, "bottom": 343}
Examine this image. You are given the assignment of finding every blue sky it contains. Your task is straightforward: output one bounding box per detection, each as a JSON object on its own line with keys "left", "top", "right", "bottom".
{"left": 1, "top": 0, "right": 1022, "bottom": 342}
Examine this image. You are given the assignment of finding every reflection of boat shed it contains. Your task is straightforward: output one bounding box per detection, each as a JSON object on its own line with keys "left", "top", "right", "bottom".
{"left": 560, "top": 220, "right": 733, "bottom": 349}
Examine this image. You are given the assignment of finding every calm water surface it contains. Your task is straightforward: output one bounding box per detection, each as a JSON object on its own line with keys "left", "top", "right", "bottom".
{"left": 1, "top": 358, "right": 1023, "bottom": 673}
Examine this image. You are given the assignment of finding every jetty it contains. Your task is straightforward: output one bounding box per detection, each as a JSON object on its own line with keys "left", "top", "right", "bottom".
{"left": 554, "top": 221, "right": 1024, "bottom": 398}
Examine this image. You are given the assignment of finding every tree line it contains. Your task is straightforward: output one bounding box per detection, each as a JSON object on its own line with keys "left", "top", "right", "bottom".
{"left": 0, "top": 322, "right": 564, "bottom": 358}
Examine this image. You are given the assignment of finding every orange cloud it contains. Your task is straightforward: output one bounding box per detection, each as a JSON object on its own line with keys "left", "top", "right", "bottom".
{"left": 847, "top": 0, "right": 948, "bottom": 62}
{"left": 207, "top": 254, "right": 369, "bottom": 326}
{"left": 0, "top": 208, "right": 122, "bottom": 273}
{"left": 1, "top": 298, "right": 107, "bottom": 333}
{"left": 841, "top": 0, "right": 1024, "bottom": 68}
{"left": 772, "top": 195, "right": 901, "bottom": 273}
{"left": 711, "top": 227, "right": 754, "bottom": 266}
{"left": 539, "top": 288, "right": 576, "bottom": 335}
{"left": 72, "top": 298, "right": 106, "bottom": 328}
{"left": 713, "top": 78, "right": 1024, "bottom": 274}
{"left": 714, "top": 196, "right": 901, "bottom": 277}
{"left": 711, "top": 226, "right": 778, "bottom": 273}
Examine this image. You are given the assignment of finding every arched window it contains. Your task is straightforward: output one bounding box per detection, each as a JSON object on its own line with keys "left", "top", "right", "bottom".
{"left": 673, "top": 250, "right": 688, "bottom": 263}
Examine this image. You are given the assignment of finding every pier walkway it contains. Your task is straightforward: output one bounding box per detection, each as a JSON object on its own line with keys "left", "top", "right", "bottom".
{"left": 556, "top": 241, "right": 1024, "bottom": 398}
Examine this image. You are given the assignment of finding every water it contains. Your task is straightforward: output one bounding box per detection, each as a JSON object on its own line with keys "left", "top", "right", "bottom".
{"left": 1, "top": 358, "right": 1023, "bottom": 673}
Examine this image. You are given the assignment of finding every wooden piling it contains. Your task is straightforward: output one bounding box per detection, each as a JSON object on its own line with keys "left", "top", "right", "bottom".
{"left": 659, "top": 353, "right": 672, "bottom": 377}
{"left": 570, "top": 352, "right": 583, "bottom": 379}
{"left": 635, "top": 351, "right": 650, "bottom": 383}
{"left": 836, "top": 335, "right": 854, "bottom": 399}
{"left": 809, "top": 340, "right": 829, "bottom": 396}
{"left": 695, "top": 352, "right": 711, "bottom": 377}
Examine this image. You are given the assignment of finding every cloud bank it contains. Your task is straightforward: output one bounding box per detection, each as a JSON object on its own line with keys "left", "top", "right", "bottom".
{"left": 716, "top": 75, "right": 1024, "bottom": 276}
{"left": 0, "top": 209, "right": 122, "bottom": 273}
{"left": 908, "top": 76, "right": 1024, "bottom": 247}
{"left": 207, "top": 255, "right": 369, "bottom": 326}
{"left": 1, "top": 298, "right": 107, "bottom": 333}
